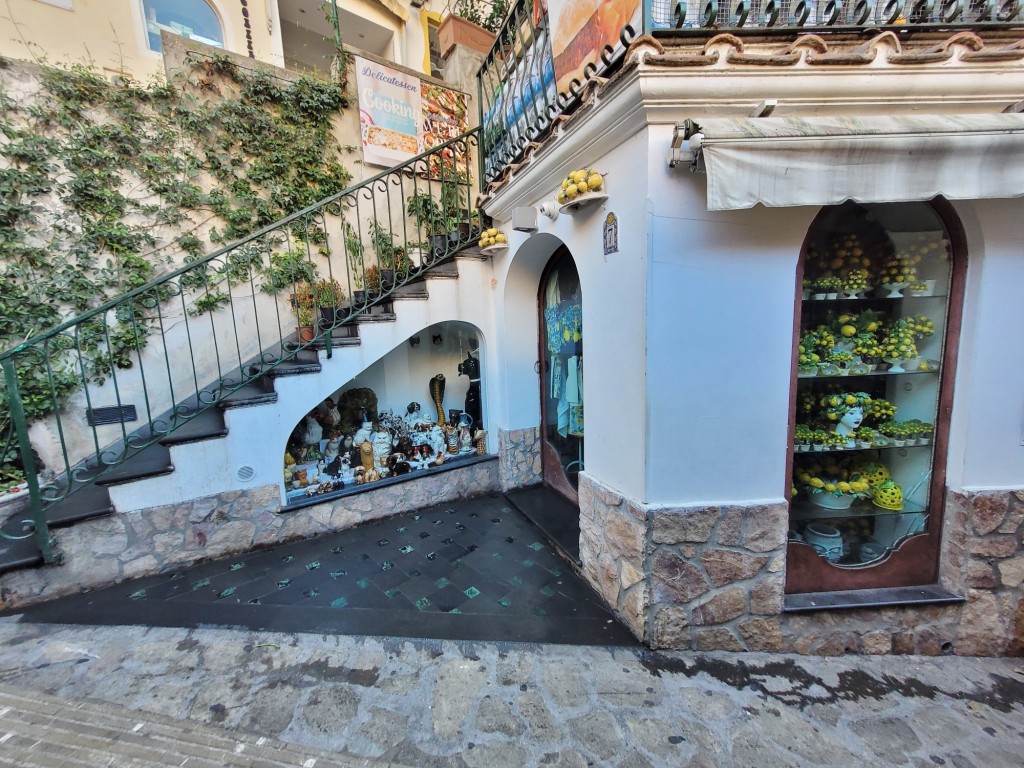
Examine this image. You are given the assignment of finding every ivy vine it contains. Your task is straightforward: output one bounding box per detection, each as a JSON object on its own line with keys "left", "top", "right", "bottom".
{"left": 0, "top": 54, "right": 353, "bottom": 489}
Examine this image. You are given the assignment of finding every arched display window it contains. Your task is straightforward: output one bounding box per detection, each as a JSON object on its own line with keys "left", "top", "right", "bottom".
{"left": 283, "top": 321, "right": 486, "bottom": 505}
{"left": 142, "top": 0, "right": 224, "bottom": 52}
{"left": 786, "top": 200, "right": 965, "bottom": 594}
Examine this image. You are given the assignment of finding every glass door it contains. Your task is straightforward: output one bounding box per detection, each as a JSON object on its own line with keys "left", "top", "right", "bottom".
{"left": 539, "top": 249, "right": 584, "bottom": 504}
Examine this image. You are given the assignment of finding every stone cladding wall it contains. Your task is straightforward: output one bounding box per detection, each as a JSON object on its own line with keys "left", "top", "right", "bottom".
{"left": 779, "top": 489, "right": 1024, "bottom": 656}
{"left": 0, "top": 459, "right": 499, "bottom": 611}
{"left": 578, "top": 474, "right": 649, "bottom": 638}
{"left": 498, "top": 427, "right": 542, "bottom": 491}
{"left": 577, "top": 476, "right": 1023, "bottom": 656}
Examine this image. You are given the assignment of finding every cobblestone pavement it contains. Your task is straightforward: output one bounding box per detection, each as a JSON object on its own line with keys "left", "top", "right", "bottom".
{"left": 0, "top": 617, "right": 1021, "bottom": 767}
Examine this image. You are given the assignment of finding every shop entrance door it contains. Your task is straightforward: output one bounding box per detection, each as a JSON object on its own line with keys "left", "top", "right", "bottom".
{"left": 538, "top": 248, "right": 583, "bottom": 505}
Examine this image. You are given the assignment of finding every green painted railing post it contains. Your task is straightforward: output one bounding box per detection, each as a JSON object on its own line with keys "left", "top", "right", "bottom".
{"left": 2, "top": 359, "right": 54, "bottom": 563}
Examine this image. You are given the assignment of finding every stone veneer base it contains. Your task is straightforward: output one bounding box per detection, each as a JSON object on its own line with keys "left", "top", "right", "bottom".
{"left": 498, "top": 426, "right": 541, "bottom": 492}
{"left": 0, "top": 458, "right": 499, "bottom": 612}
{"left": 577, "top": 475, "right": 1024, "bottom": 656}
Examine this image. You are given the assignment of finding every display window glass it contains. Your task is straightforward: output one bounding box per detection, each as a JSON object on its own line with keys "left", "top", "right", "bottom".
{"left": 787, "top": 201, "right": 963, "bottom": 593}
{"left": 283, "top": 321, "right": 485, "bottom": 505}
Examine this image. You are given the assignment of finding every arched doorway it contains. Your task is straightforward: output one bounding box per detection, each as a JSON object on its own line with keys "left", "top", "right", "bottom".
{"left": 538, "top": 247, "right": 584, "bottom": 504}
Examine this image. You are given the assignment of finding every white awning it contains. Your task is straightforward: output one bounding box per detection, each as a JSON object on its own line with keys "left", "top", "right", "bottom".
{"left": 687, "top": 114, "right": 1024, "bottom": 211}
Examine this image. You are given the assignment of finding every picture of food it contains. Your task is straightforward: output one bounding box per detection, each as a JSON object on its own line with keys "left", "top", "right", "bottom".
{"left": 550, "top": 0, "right": 639, "bottom": 96}
{"left": 366, "top": 125, "right": 419, "bottom": 156}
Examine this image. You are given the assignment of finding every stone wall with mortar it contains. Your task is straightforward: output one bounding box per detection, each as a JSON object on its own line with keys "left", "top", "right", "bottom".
{"left": 577, "top": 474, "right": 789, "bottom": 649}
{"left": 0, "top": 459, "right": 498, "bottom": 611}
{"left": 647, "top": 501, "right": 789, "bottom": 652}
{"left": 778, "top": 489, "right": 1024, "bottom": 656}
{"left": 575, "top": 477, "right": 1024, "bottom": 656}
{"left": 498, "top": 427, "right": 542, "bottom": 492}
{"left": 578, "top": 474, "right": 648, "bottom": 639}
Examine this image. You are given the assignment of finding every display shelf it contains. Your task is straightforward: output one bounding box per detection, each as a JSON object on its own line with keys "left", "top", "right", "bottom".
{"left": 559, "top": 192, "right": 607, "bottom": 214}
{"left": 481, "top": 244, "right": 509, "bottom": 255}
{"left": 802, "top": 293, "right": 948, "bottom": 303}
{"left": 790, "top": 499, "right": 926, "bottom": 523}
{"left": 794, "top": 440, "right": 932, "bottom": 455}
{"left": 797, "top": 368, "right": 939, "bottom": 380}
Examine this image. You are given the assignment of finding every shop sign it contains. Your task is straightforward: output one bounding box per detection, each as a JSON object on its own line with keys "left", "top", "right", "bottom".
{"left": 603, "top": 212, "right": 618, "bottom": 255}
{"left": 354, "top": 56, "right": 468, "bottom": 168}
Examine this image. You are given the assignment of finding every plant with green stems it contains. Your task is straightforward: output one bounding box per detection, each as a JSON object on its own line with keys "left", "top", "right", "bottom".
{"left": 344, "top": 222, "right": 365, "bottom": 290}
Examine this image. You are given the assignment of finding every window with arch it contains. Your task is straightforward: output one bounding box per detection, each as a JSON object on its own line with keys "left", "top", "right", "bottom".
{"left": 142, "top": 0, "right": 224, "bottom": 53}
{"left": 787, "top": 200, "right": 964, "bottom": 595}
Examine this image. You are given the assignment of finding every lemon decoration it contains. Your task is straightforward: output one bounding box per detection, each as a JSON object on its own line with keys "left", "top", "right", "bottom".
{"left": 841, "top": 325, "right": 857, "bottom": 337}
{"left": 495, "top": 232, "right": 507, "bottom": 244}
{"left": 587, "top": 173, "right": 603, "bottom": 190}
{"left": 577, "top": 181, "right": 589, "bottom": 193}
{"left": 566, "top": 184, "right": 579, "bottom": 199}
{"left": 872, "top": 479, "right": 904, "bottom": 511}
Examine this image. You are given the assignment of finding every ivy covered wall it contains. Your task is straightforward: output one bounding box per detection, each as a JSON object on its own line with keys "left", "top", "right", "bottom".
{"left": 0, "top": 51, "right": 355, "bottom": 490}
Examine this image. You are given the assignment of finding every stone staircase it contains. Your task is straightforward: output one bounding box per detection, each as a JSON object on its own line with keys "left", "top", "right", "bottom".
{"left": 0, "top": 251, "right": 491, "bottom": 576}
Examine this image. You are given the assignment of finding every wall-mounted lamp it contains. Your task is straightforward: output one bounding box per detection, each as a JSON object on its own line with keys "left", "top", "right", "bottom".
{"left": 432, "top": 334, "right": 443, "bottom": 346}
{"left": 409, "top": 335, "right": 420, "bottom": 347}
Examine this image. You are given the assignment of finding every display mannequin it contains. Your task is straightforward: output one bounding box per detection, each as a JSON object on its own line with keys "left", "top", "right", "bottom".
{"left": 458, "top": 350, "right": 482, "bottom": 430}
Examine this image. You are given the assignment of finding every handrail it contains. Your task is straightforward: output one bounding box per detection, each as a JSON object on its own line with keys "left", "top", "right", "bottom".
{"left": 0, "top": 127, "right": 482, "bottom": 564}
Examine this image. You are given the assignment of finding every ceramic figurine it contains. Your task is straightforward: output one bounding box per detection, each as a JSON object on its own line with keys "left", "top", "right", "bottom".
{"left": 426, "top": 424, "right": 446, "bottom": 456}
{"left": 353, "top": 412, "right": 374, "bottom": 446}
{"left": 323, "top": 455, "right": 343, "bottom": 479}
{"left": 302, "top": 412, "right": 323, "bottom": 445}
{"left": 359, "top": 440, "right": 375, "bottom": 471}
{"left": 473, "top": 429, "right": 487, "bottom": 455}
{"left": 318, "top": 397, "right": 341, "bottom": 428}
{"left": 445, "top": 426, "right": 459, "bottom": 454}
{"left": 434, "top": 450, "right": 445, "bottom": 466}
{"left": 323, "top": 431, "right": 341, "bottom": 461}
{"left": 430, "top": 374, "right": 446, "bottom": 427}
{"left": 372, "top": 430, "right": 395, "bottom": 467}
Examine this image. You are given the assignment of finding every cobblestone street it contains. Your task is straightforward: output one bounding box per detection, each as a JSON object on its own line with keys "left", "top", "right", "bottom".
{"left": 0, "top": 618, "right": 1021, "bottom": 767}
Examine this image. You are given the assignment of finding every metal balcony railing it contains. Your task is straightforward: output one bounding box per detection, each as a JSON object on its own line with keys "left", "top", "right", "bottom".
{"left": 1, "top": 128, "right": 482, "bottom": 563}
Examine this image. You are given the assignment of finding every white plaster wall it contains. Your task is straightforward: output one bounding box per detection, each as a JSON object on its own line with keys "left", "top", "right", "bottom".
{"left": 107, "top": 256, "right": 497, "bottom": 511}
{"left": 644, "top": 124, "right": 811, "bottom": 505}
{"left": 488, "top": 130, "right": 651, "bottom": 502}
{"left": 946, "top": 199, "right": 1024, "bottom": 491}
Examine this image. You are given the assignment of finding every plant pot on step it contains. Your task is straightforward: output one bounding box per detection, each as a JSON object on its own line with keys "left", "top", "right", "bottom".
{"left": 430, "top": 233, "right": 447, "bottom": 255}
{"left": 298, "top": 325, "right": 316, "bottom": 343}
{"left": 380, "top": 269, "right": 395, "bottom": 290}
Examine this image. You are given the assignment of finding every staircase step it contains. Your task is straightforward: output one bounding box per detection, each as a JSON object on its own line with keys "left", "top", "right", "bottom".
{"left": 455, "top": 245, "right": 491, "bottom": 260}
{"left": 44, "top": 483, "right": 114, "bottom": 527}
{"left": 355, "top": 312, "right": 397, "bottom": 323}
{"left": 424, "top": 261, "right": 459, "bottom": 278}
{"left": 0, "top": 535, "right": 42, "bottom": 575}
{"left": 158, "top": 408, "right": 228, "bottom": 446}
{"left": 266, "top": 357, "right": 322, "bottom": 378}
{"left": 391, "top": 282, "right": 430, "bottom": 299}
{"left": 218, "top": 379, "right": 278, "bottom": 409}
{"left": 94, "top": 443, "right": 174, "bottom": 487}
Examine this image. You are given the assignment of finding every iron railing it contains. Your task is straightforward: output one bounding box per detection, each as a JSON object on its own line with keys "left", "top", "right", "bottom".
{"left": 648, "top": 0, "right": 1024, "bottom": 31}
{"left": 0, "top": 128, "right": 482, "bottom": 563}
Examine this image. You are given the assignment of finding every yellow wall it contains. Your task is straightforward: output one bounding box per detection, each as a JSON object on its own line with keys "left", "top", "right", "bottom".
{"left": 0, "top": 0, "right": 273, "bottom": 81}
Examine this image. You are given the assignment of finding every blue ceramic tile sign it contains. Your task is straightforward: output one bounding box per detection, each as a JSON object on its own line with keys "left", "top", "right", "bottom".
{"left": 603, "top": 212, "right": 618, "bottom": 255}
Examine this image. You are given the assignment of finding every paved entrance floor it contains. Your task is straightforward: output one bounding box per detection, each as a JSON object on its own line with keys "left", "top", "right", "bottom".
{"left": 10, "top": 493, "right": 637, "bottom": 647}
{"left": 0, "top": 620, "right": 1021, "bottom": 767}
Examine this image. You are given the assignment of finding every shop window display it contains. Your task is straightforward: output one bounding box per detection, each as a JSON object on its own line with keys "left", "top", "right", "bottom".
{"left": 283, "top": 322, "right": 487, "bottom": 505}
{"left": 787, "top": 201, "right": 961, "bottom": 593}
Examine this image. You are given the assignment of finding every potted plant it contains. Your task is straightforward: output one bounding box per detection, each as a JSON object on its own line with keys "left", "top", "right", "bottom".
{"left": 290, "top": 283, "right": 317, "bottom": 342}
{"left": 370, "top": 219, "right": 403, "bottom": 289}
{"left": 363, "top": 265, "right": 381, "bottom": 297}
{"left": 341, "top": 221, "right": 364, "bottom": 302}
{"left": 312, "top": 278, "right": 346, "bottom": 328}
{"left": 407, "top": 191, "right": 450, "bottom": 256}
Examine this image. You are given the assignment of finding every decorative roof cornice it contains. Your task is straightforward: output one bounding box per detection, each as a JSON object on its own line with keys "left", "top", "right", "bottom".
{"left": 479, "top": 29, "right": 1024, "bottom": 215}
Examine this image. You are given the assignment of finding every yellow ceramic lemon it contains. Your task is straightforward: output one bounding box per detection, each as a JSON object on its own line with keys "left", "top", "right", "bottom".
{"left": 587, "top": 173, "right": 603, "bottom": 190}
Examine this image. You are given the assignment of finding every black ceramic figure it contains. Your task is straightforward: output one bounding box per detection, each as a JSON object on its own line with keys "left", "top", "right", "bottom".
{"left": 459, "top": 351, "right": 482, "bottom": 430}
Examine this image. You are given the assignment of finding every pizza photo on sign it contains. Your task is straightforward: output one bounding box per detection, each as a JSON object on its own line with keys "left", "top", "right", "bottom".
{"left": 550, "top": 0, "right": 639, "bottom": 97}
